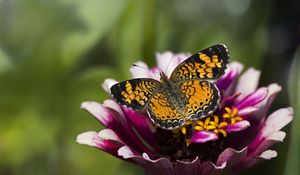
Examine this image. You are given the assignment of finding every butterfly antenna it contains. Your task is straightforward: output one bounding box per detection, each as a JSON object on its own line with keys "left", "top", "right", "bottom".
{"left": 132, "top": 63, "right": 161, "bottom": 77}
{"left": 132, "top": 63, "right": 148, "bottom": 70}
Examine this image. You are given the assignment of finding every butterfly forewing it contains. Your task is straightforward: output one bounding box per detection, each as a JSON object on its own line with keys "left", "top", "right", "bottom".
{"left": 179, "top": 80, "right": 220, "bottom": 120}
{"left": 110, "top": 79, "right": 161, "bottom": 109}
{"left": 170, "top": 44, "right": 229, "bottom": 81}
{"left": 147, "top": 91, "right": 186, "bottom": 129}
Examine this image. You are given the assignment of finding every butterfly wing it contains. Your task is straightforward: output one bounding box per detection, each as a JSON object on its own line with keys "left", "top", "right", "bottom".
{"left": 147, "top": 91, "right": 185, "bottom": 129}
{"left": 179, "top": 80, "right": 220, "bottom": 120}
{"left": 110, "top": 78, "right": 161, "bottom": 109}
{"left": 170, "top": 44, "right": 229, "bottom": 81}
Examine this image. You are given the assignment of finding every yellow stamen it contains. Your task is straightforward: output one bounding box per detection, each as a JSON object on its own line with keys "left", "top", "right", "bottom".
{"left": 214, "top": 115, "right": 219, "bottom": 123}
{"left": 223, "top": 113, "right": 230, "bottom": 118}
{"left": 204, "top": 117, "right": 211, "bottom": 125}
{"left": 219, "top": 122, "right": 228, "bottom": 128}
{"left": 235, "top": 116, "right": 243, "bottom": 121}
{"left": 222, "top": 107, "right": 244, "bottom": 124}
{"left": 197, "top": 120, "right": 204, "bottom": 125}
{"left": 185, "top": 120, "right": 193, "bottom": 125}
{"left": 181, "top": 127, "right": 187, "bottom": 135}
{"left": 232, "top": 108, "right": 238, "bottom": 116}
{"left": 207, "top": 125, "right": 216, "bottom": 130}
{"left": 194, "top": 126, "right": 204, "bottom": 131}
{"left": 219, "top": 129, "right": 227, "bottom": 137}
{"left": 225, "top": 107, "right": 231, "bottom": 113}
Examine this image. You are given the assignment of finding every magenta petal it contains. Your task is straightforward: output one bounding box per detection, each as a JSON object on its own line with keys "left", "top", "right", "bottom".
{"left": 122, "top": 107, "right": 155, "bottom": 145}
{"left": 85, "top": 100, "right": 154, "bottom": 155}
{"left": 118, "top": 146, "right": 174, "bottom": 175}
{"left": 217, "top": 61, "right": 243, "bottom": 91}
{"left": 174, "top": 158, "right": 202, "bottom": 175}
{"left": 216, "top": 147, "right": 247, "bottom": 169}
{"left": 235, "top": 87, "right": 268, "bottom": 109}
{"left": 224, "top": 120, "right": 250, "bottom": 133}
{"left": 190, "top": 130, "right": 218, "bottom": 143}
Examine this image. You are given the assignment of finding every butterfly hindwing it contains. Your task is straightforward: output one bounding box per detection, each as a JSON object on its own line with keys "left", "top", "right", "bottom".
{"left": 110, "top": 79, "right": 161, "bottom": 109}
{"left": 147, "top": 91, "right": 185, "bottom": 129}
{"left": 170, "top": 44, "right": 229, "bottom": 81}
{"left": 179, "top": 80, "right": 220, "bottom": 120}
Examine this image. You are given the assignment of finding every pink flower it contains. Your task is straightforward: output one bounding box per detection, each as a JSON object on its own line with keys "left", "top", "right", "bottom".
{"left": 77, "top": 51, "right": 293, "bottom": 175}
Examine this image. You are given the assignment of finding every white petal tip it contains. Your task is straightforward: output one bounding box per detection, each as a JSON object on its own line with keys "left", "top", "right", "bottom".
{"left": 258, "top": 150, "right": 277, "bottom": 160}
{"left": 118, "top": 146, "right": 134, "bottom": 159}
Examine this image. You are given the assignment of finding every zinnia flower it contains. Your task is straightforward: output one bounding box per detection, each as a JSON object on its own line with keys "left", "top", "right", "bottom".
{"left": 77, "top": 51, "right": 293, "bottom": 175}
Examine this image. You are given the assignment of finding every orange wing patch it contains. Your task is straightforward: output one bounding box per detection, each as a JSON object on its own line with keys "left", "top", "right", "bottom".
{"left": 173, "top": 54, "right": 223, "bottom": 79}
{"left": 170, "top": 44, "right": 229, "bottom": 81}
{"left": 198, "top": 53, "right": 223, "bottom": 79}
{"left": 180, "top": 80, "right": 220, "bottom": 120}
{"left": 121, "top": 81, "right": 149, "bottom": 105}
{"left": 147, "top": 92, "right": 185, "bottom": 129}
{"left": 110, "top": 79, "right": 160, "bottom": 109}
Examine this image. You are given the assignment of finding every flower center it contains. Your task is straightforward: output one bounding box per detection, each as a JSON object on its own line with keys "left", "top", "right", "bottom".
{"left": 154, "top": 107, "right": 244, "bottom": 162}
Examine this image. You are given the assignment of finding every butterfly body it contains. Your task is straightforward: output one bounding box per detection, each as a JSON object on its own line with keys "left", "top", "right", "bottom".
{"left": 110, "top": 44, "right": 229, "bottom": 130}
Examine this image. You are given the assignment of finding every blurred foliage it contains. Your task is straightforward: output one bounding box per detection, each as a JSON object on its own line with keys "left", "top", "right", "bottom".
{"left": 0, "top": 0, "right": 298, "bottom": 175}
{"left": 285, "top": 48, "right": 300, "bottom": 175}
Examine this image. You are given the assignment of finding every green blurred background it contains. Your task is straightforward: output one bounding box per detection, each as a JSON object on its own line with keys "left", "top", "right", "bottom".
{"left": 0, "top": 0, "right": 299, "bottom": 175}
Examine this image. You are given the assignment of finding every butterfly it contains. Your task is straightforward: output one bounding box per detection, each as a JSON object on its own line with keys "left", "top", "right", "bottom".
{"left": 110, "top": 44, "right": 229, "bottom": 130}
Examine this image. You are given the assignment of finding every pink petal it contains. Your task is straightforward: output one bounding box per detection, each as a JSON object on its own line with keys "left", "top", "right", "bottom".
{"left": 225, "top": 120, "right": 250, "bottom": 133}
{"left": 98, "top": 129, "right": 124, "bottom": 144}
{"left": 118, "top": 146, "right": 174, "bottom": 175}
{"left": 261, "top": 107, "right": 293, "bottom": 138}
{"left": 236, "top": 68, "right": 261, "bottom": 101}
{"left": 81, "top": 101, "right": 114, "bottom": 126}
{"left": 155, "top": 51, "right": 190, "bottom": 77}
{"left": 77, "top": 131, "right": 120, "bottom": 157}
{"left": 101, "top": 78, "right": 118, "bottom": 93}
{"left": 130, "top": 61, "right": 160, "bottom": 80}
{"left": 247, "top": 108, "right": 292, "bottom": 157}
{"left": 118, "top": 145, "right": 136, "bottom": 159}
{"left": 216, "top": 147, "right": 247, "bottom": 169}
{"left": 235, "top": 87, "right": 268, "bottom": 109}
{"left": 76, "top": 131, "right": 101, "bottom": 147}
{"left": 103, "top": 99, "right": 124, "bottom": 114}
{"left": 257, "top": 83, "right": 282, "bottom": 114}
{"left": 238, "top": 107, "right": 259, "bottom": 116}
{"left": 190, "top": 130, "right": 218, "bottom": 143}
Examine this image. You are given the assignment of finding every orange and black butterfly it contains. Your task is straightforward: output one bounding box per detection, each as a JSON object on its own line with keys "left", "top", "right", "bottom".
{"left": 110, "top": 44, "right": 229, "bottom": 130}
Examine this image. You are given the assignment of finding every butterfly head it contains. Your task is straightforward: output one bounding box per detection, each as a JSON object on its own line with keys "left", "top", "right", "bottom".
{"left": 159, "top": 71, "right": 169, "bottom": 82}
